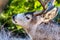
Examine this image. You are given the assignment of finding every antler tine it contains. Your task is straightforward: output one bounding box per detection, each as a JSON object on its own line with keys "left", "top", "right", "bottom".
{"left": 38, "top": 0, "right": 46, "bottom": 10}
{"left": 34, "top": 0, "right": 49, "bottom": 16}
{"left": 34, "top": 0, "right": 55, "bottom": 16}
{"left": 44, "top": 0, "right": 56, "bottom": 13}
{"left": 38, "top": 0, "right": 50, "bottom": 10}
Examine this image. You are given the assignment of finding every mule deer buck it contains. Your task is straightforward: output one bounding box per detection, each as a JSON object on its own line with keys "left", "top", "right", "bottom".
{"left": 12, "top": 0, "right": 60, "bottom": 40}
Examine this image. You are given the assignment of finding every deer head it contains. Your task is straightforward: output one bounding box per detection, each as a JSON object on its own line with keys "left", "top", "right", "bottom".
{"left": 12, "top": 7, "right": 57, "bottom": 31}
{"left": 12, "top": 0, "right": 57, "bottom": 34}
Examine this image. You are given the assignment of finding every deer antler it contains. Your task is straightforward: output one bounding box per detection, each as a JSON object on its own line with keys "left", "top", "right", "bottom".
{"left": 34, "top": 0, "right": 55, "bottom": 16}
{"left": 34, "top": 0, "right": 50, "bottom": 16}
{"left": 38, "top": 0, "right": 50, "bottom": 10}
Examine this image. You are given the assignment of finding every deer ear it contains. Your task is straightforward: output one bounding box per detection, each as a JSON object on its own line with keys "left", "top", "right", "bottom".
{"left": 43, "top": 7, "right": 58, "bottom": 22}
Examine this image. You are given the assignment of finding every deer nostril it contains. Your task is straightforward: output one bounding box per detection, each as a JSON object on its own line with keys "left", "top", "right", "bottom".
{"left": 12, "top": 14, "right": 17, "bottom": 21}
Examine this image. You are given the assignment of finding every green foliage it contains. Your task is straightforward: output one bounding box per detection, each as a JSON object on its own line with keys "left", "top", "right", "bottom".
{"left": 0, "top": 0, "right": 60, "bottom": 34}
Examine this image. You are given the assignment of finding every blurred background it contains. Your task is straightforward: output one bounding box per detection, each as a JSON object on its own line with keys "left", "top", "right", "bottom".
{"left": 0, "top": 0, "right": 60, "bottom": 37}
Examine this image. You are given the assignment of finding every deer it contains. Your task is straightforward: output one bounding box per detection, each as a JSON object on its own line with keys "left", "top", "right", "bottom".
{"left": 12, "top": 0, "right": 60, "bottom": 40}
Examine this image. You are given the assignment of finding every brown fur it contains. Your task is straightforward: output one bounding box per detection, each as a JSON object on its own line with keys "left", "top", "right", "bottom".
{"left": 0, "top": 0, "right": 8, "bottom": 13}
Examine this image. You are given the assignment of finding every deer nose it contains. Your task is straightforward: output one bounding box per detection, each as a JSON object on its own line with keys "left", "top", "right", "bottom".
{"left": 12, "top": 14, "right": 17, "bottom": 21}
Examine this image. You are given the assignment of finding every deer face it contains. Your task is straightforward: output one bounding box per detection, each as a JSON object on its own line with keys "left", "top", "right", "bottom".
{"left": 12, "top": 12, "right": 44, "bottom": 28}
{"left": 12, "top": 13, "right": 32, "bottom": 26}
{"left": 12, "top": 7, "right": 57, "bottom": 28}
{"left": 12, "top": 12, "right": 33, "bottom": 26}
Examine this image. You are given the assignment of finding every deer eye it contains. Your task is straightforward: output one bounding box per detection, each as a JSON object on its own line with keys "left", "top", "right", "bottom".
{"left": 26, "top": 16, "right": 30, "bottom": 20}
